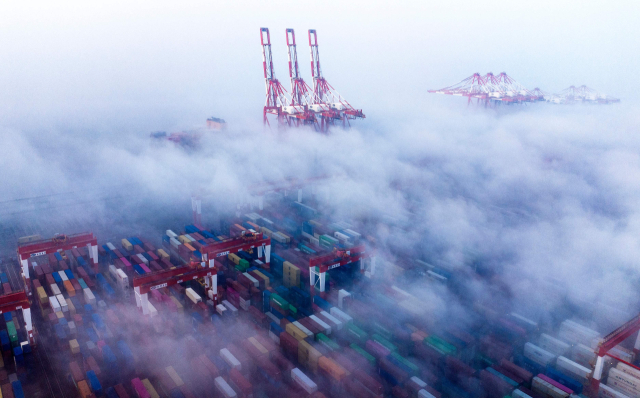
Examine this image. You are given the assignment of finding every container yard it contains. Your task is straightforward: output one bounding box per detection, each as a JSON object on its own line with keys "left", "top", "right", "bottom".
{"left": 0, "top": 189, "right": 637, "bottom": 398}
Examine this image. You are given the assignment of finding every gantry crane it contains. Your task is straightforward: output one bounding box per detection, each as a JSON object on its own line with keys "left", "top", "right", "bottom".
{"left": 135, "top": 233, "right": 272, "bottom": 314}
{"left": 308, "top": 29, "right": 365, "bottom": 130}
{"left": 308, "top": 244, "right": 373, "bottom": 292}
{"left": 285, "top": 28, "right": 321, "bottom": 128}
{"left": 261, "top": 27, "right": 290, "bottom": 127}
{"left": 589, "top": 313, "right": 640, "bottom": 397}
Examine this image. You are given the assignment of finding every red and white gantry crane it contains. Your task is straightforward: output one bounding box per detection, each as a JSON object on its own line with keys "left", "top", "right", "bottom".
{"left": 261, "top": 27, "right": 291, "bottom": 127}
{"left": 285, "top": 28, "right": 321, "bottom": 128}
{"left": 308, "top": 29, "right": 365, "bottom": 130}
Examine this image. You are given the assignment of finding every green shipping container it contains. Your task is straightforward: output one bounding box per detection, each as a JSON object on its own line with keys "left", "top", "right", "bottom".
{"left": 346, "top": 323, "right": 368, "bottom": 342}
{"left": 371, "top": 322, "right": 393, "bottom": 341}
{"left": 349, "top": 343, "right": 376, "bottom": 365}
{"left": 6, "top": 321, "right": 17, "bottom": 342}
{"left": 78, "top": 279, "right": 88, "bottom": 289}
{"left": 270, "top": 294, "right": 289, "bottom": 309}
{"left": 317, "top": 333, "right": 340, "bottom": 350}
{"left": 288, "top": 304, "right": 297, "bottom": 315}
{"left": 388, "top": 352, "right": 419, "bottom": 373}
{"left": 372, "top": 333, "right": 398, "bottom": 352}
{"left": 424, "top": 335, "right": 456, "bottom": 356}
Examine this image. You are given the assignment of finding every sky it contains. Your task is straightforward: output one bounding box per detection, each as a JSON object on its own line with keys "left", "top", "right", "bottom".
{"left": 0, "top": 1, "right": 638, "bottom": 130}
{"left": 1, "top": 1, "right": 640, "bottom": 329}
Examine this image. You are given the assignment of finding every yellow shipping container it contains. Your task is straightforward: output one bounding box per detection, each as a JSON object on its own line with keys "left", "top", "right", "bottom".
{"left": 70, "top": 339, "right": 80, "bottom": 354}
{"left": 298, "top": 340, "right": 322, "bottom": 373}
{"left": 142, "top": 379, "right": 160, "bottom": 398}
{"left": 228, "top": 253, "right": 241, "bottom": 265}
{"left": 56, "top": 311, "right": 64, "bottom": 319}
{"left": 249, "top": 337, "right": 269, "bottom": 355}
{"left": 170, "top": 296, "right": 183, "bottom": 312}
{"left": 165, "top": 366, "right": 184, "bottom": 387}
{"left": 37, "top": 286, "right": 48, "bottom": 304}
{"left": 318, "top": 356, "right": 348, "bottom": 381}
{"left": 178, "top": 235, "right": 191, "bottom": 245}
{"left": 286, "top": 323, "right": 308, "bottom": 341}
{"left": 260, "top": 227, "right": 273, "bottom": 237}
{"left": 278, "top": 231, "right": 291, "bottom": 243}
{"left": 68, "top": 300, "right": 76, "bottom": 316}
{"left": 157, "top": 249, "right": 170, "bottom": 260}
{"left": 252, "top": 270, "right": 270, "bottom": 288}
{"left": 121, "top": 239, "right": 133, "bottom": 251}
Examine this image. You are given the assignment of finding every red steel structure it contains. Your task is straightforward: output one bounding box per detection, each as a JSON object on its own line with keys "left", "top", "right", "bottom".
{"left": 261, "top": 27, "right": 290, "bottom": 127}
{"left": 429, "top": 72, "right": 541, "bottom": 105}
{"left": 557, "top": 85, "right": 620, "bottom": 104}
{"left": 135, "top": 233, "right": 272, "bottom": 314}
{"left": 0, "top": 291, "right": 34, "bottom": 346}
{"left": 590, "top": 313, "right": 640, "bottom": 397}
{"left": 308, "top": 29, "right": 365, "bottom": 130}
{"left": 286, "top": 28, "right": 319, "bottom": 128}
{"left": 17, "top": 232, "right": 98, "bottom": 287}
{"left": 308, "top": 244, "right": 371, "bottom": 292}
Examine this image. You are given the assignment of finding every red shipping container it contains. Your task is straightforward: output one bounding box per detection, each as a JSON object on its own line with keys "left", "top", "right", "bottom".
{"left": 353, "top": 369, "right": 383, "bottom": 396}
{"left": 112, "top": 249, "right": 124, "bottom": 258}
{"left": 2, "top": 284, "right": 11, "bottom": 294}
{"left": 392, "top": 385, "right": 410, "bottom": 398}
{"left": 70, "top": 361, "right": 85, "bottom": 382}
{"left": 229, "top": 368, "right": 253, "bottom": 397}
{"left": 114, "top": 384, "right": 130, "bottom": 398}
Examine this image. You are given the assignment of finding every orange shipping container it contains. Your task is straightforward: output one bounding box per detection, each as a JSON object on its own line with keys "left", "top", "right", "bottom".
{"left": 78, "top": 380, "right": 92, "bottom": 397}
{"left": 319, "top": 356, "right": 348, "bottom": 381}
{"left": 63, "top": 280, "right": 76, "bottom": 296}
{"left": 184, "top": 243, "right": 196, "bottom": 252}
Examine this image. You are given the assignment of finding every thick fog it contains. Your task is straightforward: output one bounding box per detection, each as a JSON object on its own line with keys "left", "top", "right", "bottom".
{"left": 1, "top": 1, "right": 640, "bottom": 332}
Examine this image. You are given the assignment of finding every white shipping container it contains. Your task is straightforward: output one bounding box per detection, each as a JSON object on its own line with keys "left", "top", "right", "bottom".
{"left": 269, "top": 330, "right": 280, "bottom": 344}
{"left": 56, "top": 294, "right": 68, "bottom": 312}
{"left": 109, "top": 265, "right": 118, "bottom": 279}
{"left": 524, "top": 342, "right": 556, "bottom": 366}
{"left": 50, "top": 284, "right": 61, "bottom": 296}
{"left": 310, "top": 315, "right": 331, "bottom": 335}
{"left": 618, "top": 363, "right": 640, "bottom": 381}
{"left": 601, "top": 383, "right": 633, "bottom": 398}
{"left": 265, "top": 312, "right": 279, "bottom": 324}
{"left": 559, "top": 320, "right": 600, "bottom": 346}
{"left": 244, "top": 213, "right": 262, "bottom": 222}
{"left": 510, "top": 313, "right": 538, "bottom": 330}
{"left": 116, "top": 269, "right": 129, "bottom": 290}
{"left": 608, "top": 368, "right": 640, "bottom": 398}
{"left": 186, "top": 288, "right": 202, "bottom": 304}
{"left": 214, "top": 376, "right": 238, "bottom": 398}
{"left": 330, "top": 307, "right": 353, "bottom": 323}
{"left": 220, "top": 348, "right": 241, "bottom": 370}
{"left": 136, "top": 254, "right": 149, "bottom": 265}
{"left": 334, "top": 231, "right": 352, "bottom": 244}
{"left": 338, "top": 289, "right": 351, "bottom": 309}
{"left": 239, "top": 297, "right": 250, "bottom": 311}
{"left": 243, "top": 273, "right": 259, "bottom": 288}
{"left": 222, "top": 300, "right": 238, "bottom": 316}
{"left": 148, "top": 302, "right": 157, "bottom": 318}
{"left": 216, "top": 305, "right": 227, "bottom": 316}
{"left": 513, "top": 389, "right": 533, "bottom": 398}
{"left": 293, "top": 321, "right": 313, "bottom": 338}
{"left": 572, "top": 343, "right": 596, "bottom": 367}
{"left": 532, "top": 376, "right": 570, "bottom": 398}
{"left": 343, "top": 229, "right": 361, "bottom": 239}
{"left": 539, "top": 334, "right": 570, "bottom": 356}
{"left": 58, "top": 271, "right": 68, "bottom": 281}
{"left": 320, "top": 311, "right": 343, "bottom": 330}
{"left": 184, "top": 234, "right": 196, "bottom": 242}
{"left": 84, "top": 288, "right": 96, "bottom": 305}
{"left": 609, "top": 346, "right": 635, "bottom": 364}
{"left": 557, "top": 356, "right": 591, "bottom": 380}
{"left": 411, "top": 376, "right": 427, "bottom": 388}
{"left": 170, "top": 237, "right": 181, "bottom": 248}
{"left": 291, "top": 368, "right": 318, "bottom": 394}
{"left": 419, "top": 390, "right": 436, "bottom": 398}
{"left": 49, "top": 296, "right": 61, "bottom": 312}
{"left": 106, "top": 242, "right": 116, "bottom": 251}
{"left": 166, "top": 230, "right": 178, "bottom": 239}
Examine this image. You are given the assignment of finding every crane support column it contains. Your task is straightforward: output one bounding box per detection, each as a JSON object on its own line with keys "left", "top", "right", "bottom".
{"left": 264, "top": 244, "right": 271, "bottom": 263}
{"left": 258, "top": 195, "right": 264, "bottom": 211}
{"left": 634, "top": 331, "right": 640, "bottom": 355}
{"left": 23, "top": 308, "right": 34, "bottom": 346}
{"left": 590, "top": 356, "right": 604, "bottom": 394}
{"left": 298, "top": 189, "right": 303, "bottom": 203}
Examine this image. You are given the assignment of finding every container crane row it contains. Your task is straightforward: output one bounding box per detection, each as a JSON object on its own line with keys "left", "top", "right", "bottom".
{"left": 429, "top": 73, "right": 619, "bottom": 106}
{"left": 260, "top": 27, "right": 365, "bottom": 132}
